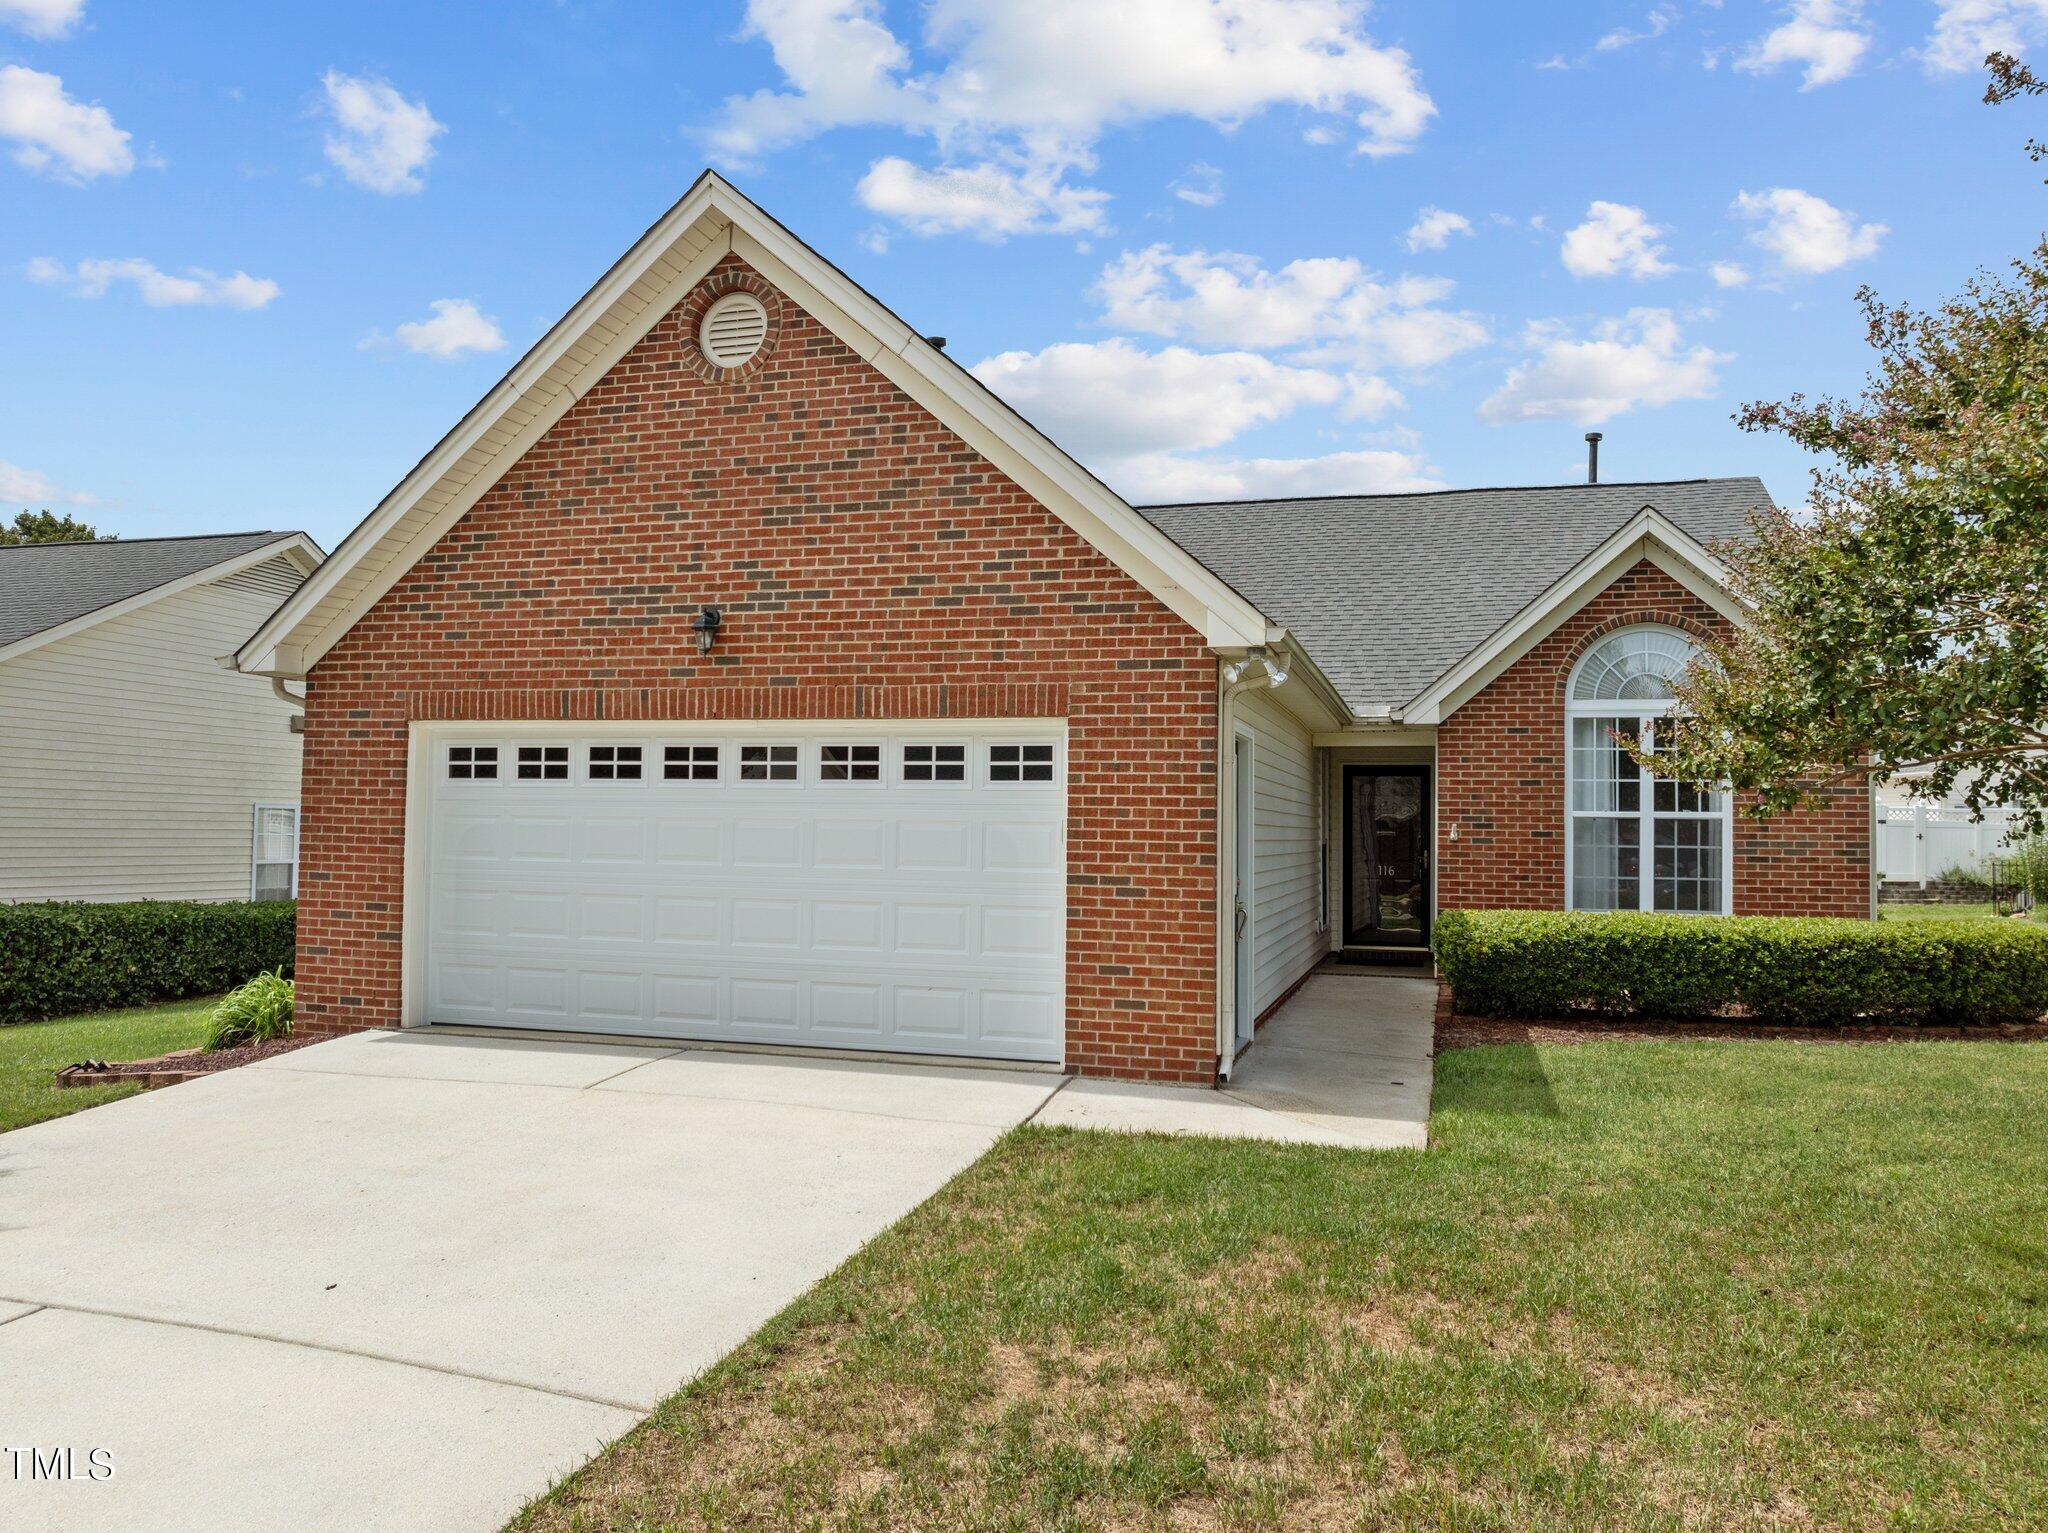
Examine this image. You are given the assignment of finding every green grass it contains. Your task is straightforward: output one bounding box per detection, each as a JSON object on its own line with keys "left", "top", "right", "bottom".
{"left": 516, "top": 1040, "right": 2048, "bottom": 1531}
{"left": 0, "top": 998, "right": 215, "bottom": 1134}
{"left": 1880, "top": 902, "right": 2047, "bottom": 925}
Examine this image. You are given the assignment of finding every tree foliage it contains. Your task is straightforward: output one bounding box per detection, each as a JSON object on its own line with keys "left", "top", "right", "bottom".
{"left": 1655, "top": 59, "right": 2048, "bottom": 831}
{"left": 0, "top": 510, "right": 111, "bottom": 545}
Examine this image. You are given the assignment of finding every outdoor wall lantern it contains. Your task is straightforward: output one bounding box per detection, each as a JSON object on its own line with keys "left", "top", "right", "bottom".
{"left": 692, "top": 605, "right": 723, "bottom": 654}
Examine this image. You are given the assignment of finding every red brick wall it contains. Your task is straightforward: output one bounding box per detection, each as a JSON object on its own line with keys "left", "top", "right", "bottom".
{"left": 1436, "top": 561, "right": 1871, "bottom": 917}
{"left": 297, "top": 256, "right": 1221, "bottom": 1081}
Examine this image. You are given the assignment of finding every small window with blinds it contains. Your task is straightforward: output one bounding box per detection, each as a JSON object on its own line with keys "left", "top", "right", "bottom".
{"left": 699, "top": 293, "right": 768, "bottom": 367}
{"left": 251, "top": 805, "right": 299, "bottom": 901}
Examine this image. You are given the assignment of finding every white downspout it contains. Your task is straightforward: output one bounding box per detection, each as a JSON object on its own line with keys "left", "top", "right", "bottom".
{"left": 1215, "top": 649, "right": 1283, "bottom": 1080}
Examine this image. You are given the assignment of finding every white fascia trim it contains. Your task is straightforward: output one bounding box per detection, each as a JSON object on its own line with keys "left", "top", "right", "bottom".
{"left": 1401, "top": 508, "right": 1744, "bottom": 726}
{"left": 237, "top": 177, "right": 736, "bottom": 677}
{"left": 2, "top": 533, "right": 322, "bottom": 669}
{"left": 240, "top": 171, "right": 1271, "bottom": 676}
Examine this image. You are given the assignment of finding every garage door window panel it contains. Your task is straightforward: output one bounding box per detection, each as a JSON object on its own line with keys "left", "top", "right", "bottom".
{"left": 821, "top": 744, "right": 881, "bottom": 782}
{"left": 990, "top": 743, "right": 1055, "bottom": 783}
{"left": 589, "top": 745, "right": 643, "bottom": 782}
{"left": 740, "top": 744, "right": 799, "bottom": 782}
{"left": 664, "top": 744, "right": 719, "bottom": 782}
{"left": 448, "top": 746, "right": 498, "bottom": 781}
{"left": 903, "top": 744, "right": 967, "bottom": 783}
{"left": 517, "top": 746, "right": 569, "bottom": 781}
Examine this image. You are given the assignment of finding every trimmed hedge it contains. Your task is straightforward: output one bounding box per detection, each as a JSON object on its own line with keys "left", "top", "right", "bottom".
{"left": 1433, "top": 909, "right": 2048, "bottom": 1027}
{"left": 0, "top": 900, "right": 296, "bottom": 1025}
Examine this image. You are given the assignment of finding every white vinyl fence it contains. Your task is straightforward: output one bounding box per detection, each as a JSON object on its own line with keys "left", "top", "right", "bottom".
{"left": 1877, "top": 800, "right": 2023, "bottom": 884}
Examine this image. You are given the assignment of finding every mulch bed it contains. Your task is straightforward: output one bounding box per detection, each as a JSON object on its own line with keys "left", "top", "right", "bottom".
{"left": 1433, "top": 982, "right": 2048, "bottom": 1052}
{"left": 54, "top": 1035, "right": 322, "bottom": 1091}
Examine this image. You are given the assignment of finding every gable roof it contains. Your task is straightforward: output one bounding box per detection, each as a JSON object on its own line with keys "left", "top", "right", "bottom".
{"left": 233, "top": 170, "right": 1272, "bottom": 679}
{"left": 0, "top": 532, "right": 321, "bottom": 662}
{"left": 1139, "top": 478, "right": 1772, "bottom": 717}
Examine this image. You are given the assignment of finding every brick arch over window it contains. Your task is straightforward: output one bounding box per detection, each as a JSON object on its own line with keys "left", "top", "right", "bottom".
{"left": 1434, "top": 559, "right": 1870, "bottom": 918}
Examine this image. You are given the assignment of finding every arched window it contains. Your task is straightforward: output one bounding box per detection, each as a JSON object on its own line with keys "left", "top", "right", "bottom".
{"left": 1566, "top": 626, "right": 1731, "bottom": 914}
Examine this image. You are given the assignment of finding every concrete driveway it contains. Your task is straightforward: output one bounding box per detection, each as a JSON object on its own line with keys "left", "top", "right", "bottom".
{"left": 0, "top": 1032, "right": 1062, "bottom": 1533}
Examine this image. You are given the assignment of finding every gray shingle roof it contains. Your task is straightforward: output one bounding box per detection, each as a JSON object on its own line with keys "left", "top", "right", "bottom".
{"left": 0, "top": 532, "right": 306, "bottom": 653}
{"left": 1139, "top": 477, "right": 1773, "bottom": 715}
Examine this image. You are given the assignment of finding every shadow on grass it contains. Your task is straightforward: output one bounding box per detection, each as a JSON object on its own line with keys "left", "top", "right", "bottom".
{"left": 1436, "top": 1040, "right": 1561, "bottom": 1117}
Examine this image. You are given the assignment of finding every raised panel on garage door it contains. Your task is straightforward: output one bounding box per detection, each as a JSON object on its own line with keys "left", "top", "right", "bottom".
{"left": 419, "top": 727, "right": 1065, "bottom": 1063}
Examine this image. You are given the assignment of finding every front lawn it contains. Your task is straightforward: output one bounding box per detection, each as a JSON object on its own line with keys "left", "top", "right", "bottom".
{"left": 0, "top": 998, "right": 215, "bottom": 1135}
{"left": 518, "top": 1039, "right": 2048, "bottom": 1530}
{"left": 1880, "top": 902, "right": 2043, "bottom": 924}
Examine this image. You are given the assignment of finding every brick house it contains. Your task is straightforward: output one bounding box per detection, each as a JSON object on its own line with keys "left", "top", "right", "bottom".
{"left": 235, "top": 173, "right": 1872, "bottom": 1084}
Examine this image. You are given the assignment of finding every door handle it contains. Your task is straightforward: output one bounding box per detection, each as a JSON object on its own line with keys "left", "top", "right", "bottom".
{"left": 1234, "top": 903, "right": 1247, "bottom": 937}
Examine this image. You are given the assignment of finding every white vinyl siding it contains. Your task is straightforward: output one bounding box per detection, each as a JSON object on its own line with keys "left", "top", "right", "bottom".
{"left": 0, "top": 555, "right": 307, "bottom": 902}
{"left": 1235, "top": 690, "right": 1323, "bottom": 1020}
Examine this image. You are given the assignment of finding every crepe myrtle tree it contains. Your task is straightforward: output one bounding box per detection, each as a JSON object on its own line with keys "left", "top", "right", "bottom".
{"left": 1652, "top": 57, "right": 2048, "bottom": 831}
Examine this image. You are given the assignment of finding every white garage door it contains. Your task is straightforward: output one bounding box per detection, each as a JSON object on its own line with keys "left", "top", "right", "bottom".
{"left": 417, "top": 725, "right": 1066, "bottom": 1063}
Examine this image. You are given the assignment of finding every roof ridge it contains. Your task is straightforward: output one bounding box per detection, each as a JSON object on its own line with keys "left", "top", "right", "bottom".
{"left": 0, "top": 530, "right": 293, "bottom": 553}
{"left": 1136, "top": 476, "right": 1761, "bottom": 510}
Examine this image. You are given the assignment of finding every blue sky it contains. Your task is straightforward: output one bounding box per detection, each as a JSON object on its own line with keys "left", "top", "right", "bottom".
{"left": 2, "top": 0, "right": 2042, "bottom": 547}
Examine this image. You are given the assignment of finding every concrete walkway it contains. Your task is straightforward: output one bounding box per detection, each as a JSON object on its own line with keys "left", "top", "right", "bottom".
{"left": 1036, "top": 970, "right": 1436, "bottom": 1149}
{"left": 0, "top": 1033, "right": 1061, "bottom": 1533}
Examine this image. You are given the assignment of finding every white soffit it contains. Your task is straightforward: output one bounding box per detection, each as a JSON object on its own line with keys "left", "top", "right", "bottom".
{"left": 1401, "top": 508, "right": 1743, "bottom": 725}
{"left": 237, "top": 172, "right": 1269, "bottom": 677}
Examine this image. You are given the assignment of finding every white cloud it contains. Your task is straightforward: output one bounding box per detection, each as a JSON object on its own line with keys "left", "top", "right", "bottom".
{"left": 1597, "top": 5, "right": 1679, "bottom": 52}
{"left": 969, "top": 338, "right": 1341, "bottom": 459}
{"left": 1, "top": 0, "right": 84, "bottom": 40}
{"left": 27, "top": 256, "right": 278, "bottom": 309}
{"left": 711, "top": 0, "right": 1434, "bottom": 237}
{"left": 0, "top": 66, "right": 132, "bottom": 182}
{"left": 1110, "top": 447, "right": 1443, "bottom": 502}
{"left": 967, "top": 336, "right": 1437, "bottom": 502}
{"left": 1737, "top": 1, "right": 1871, "bottom": 88}
{"left": 1340, "top": 373, "right": 1403, "bottom": 419}
{"left": 1710, "top": 260, "right": 1751, "bottom": 288}
{"left": 319, "top": 71, "right": 443, "bottom": 195}
{"left": 1093, "top": 244, "right": 1489, "bottom": 369}
{"left": 0, "top": 458, "right": 99, "bottom": 506}
{"left": 1734, "top": 186, "right": 1885, "bottom": 273}
{"left": 855, "top": 155, "right": 1107, "bottom": 237}
{"left": 1404, "top": 206, "right": 1472, "bottom": 252}
{"left": 1560, "top": 201, "right": 1674, "bottom": 279}
{"left": 368, "top": 298, "right": 505, "bottom": 360}
{"left": 1171, "top": 161, "right": 1225, "bottom": 207}
{"left": 1924, "top": 0, "right": 2048, "bottom": 73}
{"left": 1478, "top": 309, "right": 1727, "bottom": 426}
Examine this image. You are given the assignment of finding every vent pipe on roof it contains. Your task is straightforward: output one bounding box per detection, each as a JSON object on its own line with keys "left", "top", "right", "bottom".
{"left": 1585, "top": 432, "right": 1603, "bottom": 484}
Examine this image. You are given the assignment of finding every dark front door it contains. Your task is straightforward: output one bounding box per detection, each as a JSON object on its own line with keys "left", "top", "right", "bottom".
{"left": 1344, "top": 768, "right": 1431, "bottom": 947}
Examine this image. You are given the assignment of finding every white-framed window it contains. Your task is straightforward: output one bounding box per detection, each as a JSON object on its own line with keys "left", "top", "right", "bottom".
{"left": 251, "top": 804, "right": 299, "bottom": 902}
{"left": 1566, "top": 626, "right": 1732, "bottom": 915}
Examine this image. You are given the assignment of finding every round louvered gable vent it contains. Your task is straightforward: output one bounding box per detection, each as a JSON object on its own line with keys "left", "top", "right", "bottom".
{"left": 699, "top": 293, "right": 768, "bottom": 367}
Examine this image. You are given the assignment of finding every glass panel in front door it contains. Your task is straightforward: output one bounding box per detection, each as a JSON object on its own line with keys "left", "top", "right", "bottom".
{"left": 1349, "top": 773, "right": 1427, "bottom": 945}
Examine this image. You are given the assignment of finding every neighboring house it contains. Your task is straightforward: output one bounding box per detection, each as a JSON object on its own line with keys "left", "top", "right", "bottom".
{"left": 0, "top": 532, "right": 323, "bottom": 903}
{"left": 233, "top": 173, "right": 1871, "bottom": 1082}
